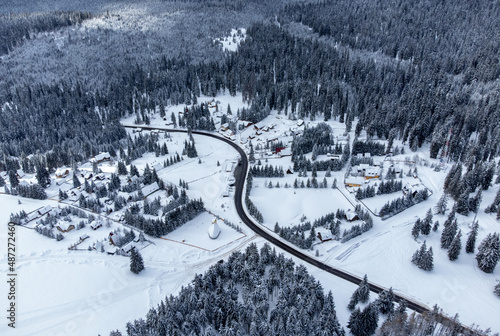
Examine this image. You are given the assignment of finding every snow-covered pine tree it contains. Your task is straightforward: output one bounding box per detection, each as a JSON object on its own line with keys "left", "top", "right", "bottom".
{"left": 421, "top": 247, "right": 434, "bottom": 271}
{"left": 376, "top": 288, "right": 395, "bottom": 315}
{"left": 421, "top": 209, "right": 433, "bottom": 235}
{"left": 357, "top": 274, "right": 370, "bottom": 303}
{"left": 475, "top": 233, "right": 500, "bottom": 273}
{"left": 130, "top": 248, "right": 145, "bottom": 274}
{"left": 448, "top": 230, "right": 462, "bottom": 261}
{"left": 495, "top": 282, "right": 500, "bottom": 298}
{"left": 432, "top": 220, "right": 440, "bottom": 232}
{"left": 8, "top": 171, "right": 19, "bottom": 188}
{"left": 455, "top": 188, "right": 471, "bottom": 216}
{"left": 348, "top": 303, "right": 379, "bottom": 336}
{"left": 465, "top": 222, "right": 479, "bottom": 254}
{"left": 411, "top": 219, "right": 421, "bottom": 239}
{"left": 412, "top": 241, "right": 426, "bottom": 266}
{"left": 440, "top": 219, "right": 458, "bottom": 249}
{"left": 434, "top": 193, "right": 449, "bottom": 215}
{"left": 485, "top": 188, "right": 500, "bottom": 214}
{"left": 347, "top": 291, "right": 359, "bottom": 311}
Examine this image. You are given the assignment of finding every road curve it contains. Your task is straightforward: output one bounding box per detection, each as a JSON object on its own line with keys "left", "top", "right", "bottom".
{"left": 124, "top": 125, "right": 475, "bottom": 333}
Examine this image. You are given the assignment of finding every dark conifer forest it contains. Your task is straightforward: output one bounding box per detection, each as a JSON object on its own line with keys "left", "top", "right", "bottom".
{"left": 1, "top": 0, "right": 499, "bottom": 167}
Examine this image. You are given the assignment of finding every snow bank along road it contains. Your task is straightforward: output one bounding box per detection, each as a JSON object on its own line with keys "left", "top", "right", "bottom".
{"left": 123, "top": 125, "right": 472, "bottom": 333}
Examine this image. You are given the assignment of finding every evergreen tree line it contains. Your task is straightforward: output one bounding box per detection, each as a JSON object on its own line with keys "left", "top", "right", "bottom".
{"left": 2, "top": 6, "right": 500, "bottom": 169}
{"left": 178, "top": 103, "right": 216, "bottom": 131}
{"left": 292, "top": 177, "right": 330, "bottom": 189}
{"left": 123, "top": 198, "right": 204, "bottom": 238}
{"left": 356, "top": 180, "right": 403, "bottom": 200}
{"left": 293, "top": 155, "right": 347, "bottom": 174}
{"left": 245, "top": 196, "right": 263, "bottom": 224}
{"left": 0, "top": 11, "right": 93, "bottom": 56}
{"left": 341, "top": 221, "right": 373, "bottom": 243}
{"left": 346, "top": 274, "right": 488, "bottom": 335}
{"left": 9, "top": 210, "right": 28, "bottom": 224}
{"left": 280, "top": 0, "right": 500, "bottom": 83}
{"left": 5, "top": 183, "right": 47, "bottom": 200}
{"left": 280, "top": 1, "right": 500, "bottom": 162}
{"left": 351, "top": 140, "right": 386, "bottom": 156}
{"left": 443, "top": 162, "right": 497, "bottom": 216}
{"left": 273, "top": 222, "right": 315, "bottom": 250}
{"left": 379, "top": 189, "right": 429, "bottom": 218}
{"left": 250, "top": 164, "right": 285, "bottom": 178}
{"left": 484, "top": 188, "right": 500, "bottom": 220}
{"left": 183, "top": 139, "right": 198, "bottom": 158}
{"left": 291, "top": 123, "right": 335, "bottom": 157}
{"left": 114, "top": 243, "right": 344, "bottom": 336}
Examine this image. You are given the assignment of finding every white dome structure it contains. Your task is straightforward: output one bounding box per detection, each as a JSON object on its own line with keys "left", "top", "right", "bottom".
{"left": 208, "top": 218, "right": 221, "bottom": 239}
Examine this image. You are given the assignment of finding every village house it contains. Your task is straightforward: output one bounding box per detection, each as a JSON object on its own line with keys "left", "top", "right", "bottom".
{"left": 254, "top": 121, "right": 266, "bottom": 131}
{"left": 90, "top": 152, "right": 111, "bottom": 164}
{"left": 220, "top": 123, "right": 230, "bottom": 131}
{"left": 90, "top": 221, "right": 103, "bottom": 230}
{"left": 345, "top": 177, "right": 363, "bottom": 188}
{"left": 55, "top": 168, "right": 70, "bottom": 178}
{"left": 317, "top": 231, "right": 333, "bottom": 243}
{"left": 403, "top": 182, "right": 426, "bottom": 197}
{"left": 138, "top": 182, "right": 160, "bottom": 198}
{"left": 37, "top": 205, "right": 53, "bottom": 217}
{"left": 345, "top": 210, "right": 359, "bottom": 222}
{"left": 364, "top": 167, "right": 381, "bottom": 180}
{"left": 278, "top": 148, "right": 292, "bottom": 157}
{"left": 56, "top": 221, "right": 75, "bottom": 233}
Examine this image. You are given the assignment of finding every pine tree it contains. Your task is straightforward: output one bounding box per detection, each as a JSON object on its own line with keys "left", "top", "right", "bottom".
{"left": 73, "top": 172, "right": 81, "bottom": 188}
{"left": 130, "top": 248, "right": 145, "bottom": 274}
{"left": 475, "top": 233, "right": 500, "bottom": 273}
{"left": 357, "top": 274, "right": 370, "bottom": 303}
{"left": 412, "top": 241, "right": 433, "bottom": 271}
{"left": 494, "top": 282, "right": 500, "bottom": 298}
{"left": 421, "top": 247, "right": 434, "bottom": 271}
{"left": 421, "top": 209, "right": 433, "bottom": 235}
{"left": 448, "top": 230, "right": 462, "bottom": 261}
{"left": 130, "top": 164, "right": 139, "bottom": 177}
{"left": 376, "top": 288, "right": 395, "bottom": 315}
{"left": 412, "top": 241, "right": 427, "bottom": 266}
{"left": 465, "top": 222, "right": 478, "bottom": 254}
{"left": 411, "top": 219, "right": 421, "bottom": 239}
{"left": 455, "top": 188, "right": 471, "bottom": 216}
{"left": 347, "top": 291, "right": 359, "bottom": 311}
{"left": 8, "top": 170, "right": 19, "bottom": 188}
{"left": 348, "top": 303, "right": 379, "bottom": 336}
{"left": 117, "top": 161, "right": 128, "bottom": 175}
{"left": 432, "top": 220, "right": 440, "bottom": 232}
{"left": 441, "top": 219, "right": 458, "bottom": 249}
{"left": 434, "top": 193, "right": 449, "bottom": 215}
{"left": 0, "top": 174, "right": 5, "bottom": 187}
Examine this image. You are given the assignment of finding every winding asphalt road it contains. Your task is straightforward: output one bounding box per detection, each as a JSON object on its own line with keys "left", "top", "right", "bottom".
{"left": 124, "top": 125, "right": 473, "bottom": 333}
